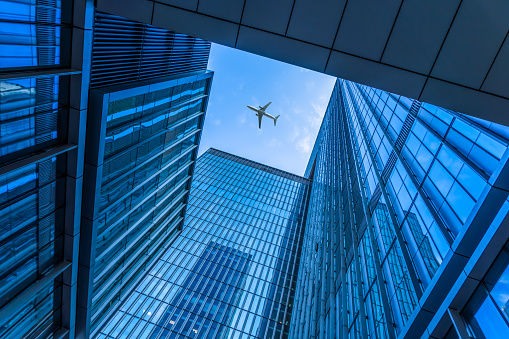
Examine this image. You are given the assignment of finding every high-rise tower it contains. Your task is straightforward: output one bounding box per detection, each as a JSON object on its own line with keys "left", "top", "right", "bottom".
{"left": 97, "top": 149, "right": 311, "bottom": 338}
{"left": 0, "top": 2, "right": 213, "bottom": 338}
{"left": 291, "top": 79, "right": 509, "bottom": 339}
{"left": 76, "top": 12, "right": 212, "bottom": 338}
{"left": 0, "top": 1, "right": 90, "bottom": 337}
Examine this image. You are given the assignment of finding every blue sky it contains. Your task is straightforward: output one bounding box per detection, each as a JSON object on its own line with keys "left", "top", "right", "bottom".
{"left": 198, "top": 43, "right": 336, "bottom": 176}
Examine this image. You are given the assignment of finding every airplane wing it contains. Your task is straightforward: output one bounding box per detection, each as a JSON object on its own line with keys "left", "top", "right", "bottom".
{"left": 258, "top": 114, "right": 262, "bottom": 129}
{"left": 260, "top": 101, "right": 272, "bottom": 111}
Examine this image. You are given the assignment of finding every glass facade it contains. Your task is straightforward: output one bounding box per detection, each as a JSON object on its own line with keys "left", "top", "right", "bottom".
{"left": 0, "top": 0, "right": 65, "bottom": 69}
{"left": 90, "top": 12, "right": 211, "bottom": 88}
{"left": 0, "top": 0, "right": 77, "bottom": 337}
{"left": 2, "top": 2, "right": 509, "bottom": 338}
{"left": 0, "top": 155, "right": 66, "bottom": 338}
{"left": 0, "top": 2, "right": 212, "bottom": 337}
{"left": 0, "top": 0, "right": 68, "bottom": 163}
{"left": 291, "top": 79, "right": 509, "bottom": 339}
{"left": 97, "top": 148, "right": 311, "bottom": 339}
{"left": 463, "top": 240, "right": 509, "bottom": 338}
{"left": 80, "top": 72, "right": 213, "bottom": 336}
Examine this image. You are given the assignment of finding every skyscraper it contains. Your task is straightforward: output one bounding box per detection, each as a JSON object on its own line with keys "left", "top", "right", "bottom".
{"left": 150, "top": 241, "right": 252, "bottom": 339}
{"left": 93, "top": 78, "right": 509, "bottom": 339}
{"left": 97, "top": 149, "right": 311, "bottom": 338}
{"left": 291, "top": 79, "right": 509, "bottom": 339}
{"left": 78, "top": 70, "right": 212, "bottom": 337}
{"left": 0, "top": 1, "right": 90, "bottom": 337}
{"left": 0, "top": 2, "right": 212, "bottom": 338}
{"left": 76, "top": 12, "right": 212, "bottom": 338}
{"left": 2, "top": 2, "right": 509, "bottom": 338}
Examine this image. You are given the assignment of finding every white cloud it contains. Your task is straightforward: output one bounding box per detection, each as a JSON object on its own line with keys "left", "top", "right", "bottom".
{"left": 308, "top": 94, "right": 329, "bottom": 128}
{"left": 296, "top": 135, "right": 313, "bottom": 154}
{"left": 212, "top": 119, "right": 221, "bottom": 125}
{"left": 238, "top": 113, "right": 247, "bottom": 125}
{"left": 289, "top": 125, "right": 300, "bottom": 142}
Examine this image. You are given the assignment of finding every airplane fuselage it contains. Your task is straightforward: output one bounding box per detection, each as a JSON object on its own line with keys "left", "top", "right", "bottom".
{"left": 247, "top": 102, "right": 279, "bottom": 128}
{"left": 247, "top": 105, "right": 277, "bottom": 120}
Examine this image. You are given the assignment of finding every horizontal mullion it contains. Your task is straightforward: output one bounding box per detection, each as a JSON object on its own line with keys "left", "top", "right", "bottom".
{"left": 101, "top": 127, "right": 200, "bottom": 189}
{"left": 0, "top": 68, "right": 80, "bottom": 80}
{"left": 92, "top": 187, "right": 189, "bottom": 284}
{"left": 94, "top": 179, "right": 190, "bottom": 265}
{"left": 90, "top": 213, "right": 183, "bottom": 326}
{"left": 0, "top": 260, "right": 71, "bottom": 328}
{"left": 0, "top": 144, "right": 76, "bottom": 176}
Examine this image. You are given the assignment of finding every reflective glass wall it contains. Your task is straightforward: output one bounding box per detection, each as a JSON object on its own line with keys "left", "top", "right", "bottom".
{"left": 74, "top": 10, "right": 213, "bottom": 337}
{"left": 462, "top": 240, "right": 509, "bottom": 338}
{"left": 291, "top": 79, "right": 509, "bottom": 339}
{"left": 79, "top": 72, "right": 213, "bottom": 337}
{"left": 0, "top": 0, "right": 71, "bottom": 163}
{"left": 97, "top": 148, "right": 311, "bottom": 339}
{"left": 0, "top": 0, "right": 82, "bottom": 337}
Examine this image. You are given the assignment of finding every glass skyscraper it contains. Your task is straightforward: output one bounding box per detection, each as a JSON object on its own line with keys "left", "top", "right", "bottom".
{"left": 0, "top": 2, "right": 212, "bottom": 338}
{"left": 78, "top": 71, "right": 212, "bottom": 337}
{"left": 97, "top": 148, "right": 311, "bottom": 338}
{"left": 291, "top": 79, "right": 509, "bottom": 339}
{"left": 76, "top": 11, "right": 213, "bottom": 339}
{"left": 93, "top": 79, "right": 509, "bottom": 339}
{"left": 2, "top": 2, "right": 509, "bottom": 339}
{"left": 0, "top": 1, "right": 86, "bottom": 337}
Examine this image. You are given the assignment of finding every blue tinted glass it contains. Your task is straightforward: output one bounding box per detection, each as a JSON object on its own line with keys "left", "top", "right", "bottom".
{"left": 447, "top": 129, "right": 473, "bottom": 157}
{"left": 469, "top": 145, "right": 498, "bottom": 176}
{"left": 406, "top": 134, "right": 420, "bottom": 154}
{"left": 437, "top": 147, "right": 463, "bottom": 177}
{"left": 430, "top": 117, "right": 448, "bottom": 137}
{"left": 453, "top": 120, "right": 480, "bottom": 142}
{"left": 490, "top": 264, "right": 509, "bottom": 320}
{"left": 428, "top": 222, "right": 450, "bottom": 258}
{"left": 422, "top": 133, "right": 440, "bottom": 155}
{"left": 446, "top": 182, "right": 475, "bottom": 223}
{"left": 434, "top": 108, "right": 453, "bottom": 124}
{"left": 476, "top": 133, "right": 506, "bottom": 159}
{"left": 474, "top": 297, "right": 509, "bottom": 338}
{"left": 415, "top": 145, "right": 433, "bottom": 171}
{"left": 412, "top": 121, "right": 427, "bottom": 140}
{"left": 457, "top": 166, "right": 485, "bottom": 200}
{"left": 428, "top": 163, "right": 453, "bottom": 197}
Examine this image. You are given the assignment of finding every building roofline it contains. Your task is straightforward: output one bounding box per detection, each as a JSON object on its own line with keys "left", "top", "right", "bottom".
{"left": 205, "top": 148, "right": 311, "bottom": 184}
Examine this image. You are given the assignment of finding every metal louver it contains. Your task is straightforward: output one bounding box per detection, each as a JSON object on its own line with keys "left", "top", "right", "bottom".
{"left": 90, "top": 12, "right": 211, "bottom": 88}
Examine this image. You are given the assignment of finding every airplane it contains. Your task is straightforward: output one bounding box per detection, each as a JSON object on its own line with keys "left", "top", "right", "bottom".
{"left": 247, "top": 101, "right": 280, "bottom": 129}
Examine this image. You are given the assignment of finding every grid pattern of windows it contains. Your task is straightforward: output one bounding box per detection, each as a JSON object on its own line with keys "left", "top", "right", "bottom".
{"left": 291, "top": 79, "right": 509, "bottom": 339}
{"left": 0, "top": 156, "right": 65, "bottom": 338}
{"left": 98, "top": 149, "right": 311, "bottom": 339}
{"left": 0, "top": 0, "right": 68, "bottom": 165}
{"left": 90, "top": 12, "right": 210, "bottom": 88}
{"left": 0, "top": 0, "right": 64, "bottom": 69}
{"left": 0, "top": 0, "right": 74, "bottom": 337}
{"left": 83, "top": 74, "right": 212, "bottom": 335}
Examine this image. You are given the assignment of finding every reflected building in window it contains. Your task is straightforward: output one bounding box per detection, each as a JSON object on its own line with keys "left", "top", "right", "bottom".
{"left": 290, "top": 79, "right": 509, "bottom": 339}
{"left": 3, "top": 2, "right": 509, "bottom": 338}
{"left": 151, "top": 241, "right": 252, "bottom": 338}
{"left": 98, "top": 149, "right": 311, "bottom": 338}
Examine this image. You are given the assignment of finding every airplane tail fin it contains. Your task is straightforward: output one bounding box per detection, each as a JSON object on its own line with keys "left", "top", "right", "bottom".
{"left": 274, "top": 115, "right": 280, "bottom": 126}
